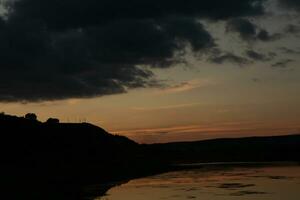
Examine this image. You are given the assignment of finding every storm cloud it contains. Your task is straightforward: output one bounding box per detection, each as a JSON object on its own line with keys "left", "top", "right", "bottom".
{"left": 7, "top": 0, "right": 267, "bottom": 29}
{"left": 226, "top": 18, "right": 281, "bottom": 42}
{"left": 271, "top": 59, "right": 294, "bottom": 68}
{"left": 209, "top": 53, "right": 251, "bottom": 66}
{"left": 0, "top": 0, "right": 271, "bottom": 101}
{"left": 246, "top": 50, "right": 270, "bottom": 61}
{"left": 279, "top": 0, "right": 300, "bottom": 11}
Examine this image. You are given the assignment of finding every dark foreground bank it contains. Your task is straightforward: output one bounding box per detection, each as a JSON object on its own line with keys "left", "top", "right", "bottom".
{"left": 1, "top": 113, "right": 300, "bottom": 199}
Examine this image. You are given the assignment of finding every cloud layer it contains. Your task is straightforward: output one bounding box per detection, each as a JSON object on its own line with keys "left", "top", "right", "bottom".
{"left": 0, "top": 0, "right": 292, "bottom": 101}
{"left": 279, "top": 0, "right": 300, "bottom": 11}
{"left": 226, "top": 18, "right": 281, "bottom": 42}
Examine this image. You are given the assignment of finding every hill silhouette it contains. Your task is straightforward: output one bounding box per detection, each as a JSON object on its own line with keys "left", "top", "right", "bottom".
{"left": 1, "top": 113, "right": 300, "bottom": 199}
{"left": 146, "top": 134, "right": 300, "bottom": 164}
{"left": 0, "top": 113, "right": 165, "bottom": 199}
{"left": 0, "top": 113, "right": 137, "bottom": 164}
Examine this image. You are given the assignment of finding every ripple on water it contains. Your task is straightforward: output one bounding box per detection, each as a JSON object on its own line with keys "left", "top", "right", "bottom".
{"left": 92, "top": 165, "right": 300, "bottom": 200}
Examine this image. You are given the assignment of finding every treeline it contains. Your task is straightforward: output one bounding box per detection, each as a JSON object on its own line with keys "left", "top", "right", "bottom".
{"left": 0, "top": 112, "right": 59, "bottom": 123}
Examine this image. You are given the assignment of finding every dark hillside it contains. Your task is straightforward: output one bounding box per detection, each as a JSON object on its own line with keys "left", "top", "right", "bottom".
{"left": 0, "top": 114, "right": 138, "bottom": 164}
{"left": 146, "top": 134, "right": 300, "bottom": 164}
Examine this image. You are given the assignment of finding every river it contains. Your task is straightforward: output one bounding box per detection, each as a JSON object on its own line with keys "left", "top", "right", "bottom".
{"left": 91, "top": 164, "right": 300, "bottom": 200}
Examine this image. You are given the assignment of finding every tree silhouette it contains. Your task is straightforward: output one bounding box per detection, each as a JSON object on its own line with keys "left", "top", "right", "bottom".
{"left": 46, "top": 118, "right": 60, "bottom": 124}
{"left": 25, "top": 113, "right": 37, "bottom": 121}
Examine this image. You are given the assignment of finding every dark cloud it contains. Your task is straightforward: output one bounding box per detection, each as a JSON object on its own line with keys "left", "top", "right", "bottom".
{"left": 226, "top": 18, "right": 257, "bottom": 40}
{"left": 279, "top": 0, "right": 300, "bottom": 11}
{"left": 0, "top": 16, "right": 215, "bottom": 101}
{"left": 279, "top": 47, "right": 300, "bottom": 55}
{"left": 284, "top": 24, "right": 300, "bottom": 37}
{"left": 256, "top": 29, "right": 281, "bottom": 41}
{"left": 252, "top": 78, "right": 261, "bottom": 82}
{"left": 6, "top": 0, "right": 266, "bottom": 30}
{"left": 285, "top": 24, "right": 300, "bottom": 34}
{"left": 226, "top": 18, "right": 281, "bottom": 42}
{"left": 271, "top": 59, "right": 294, "bottom": 68}
{"left": 209, "top": 52, "right": 251, "bottom": 66}
{"left": 0, "top": 0, "right": 268, "bottom": 101}
{"left": 246, "top": 50, "right": 269, "bottom": 61}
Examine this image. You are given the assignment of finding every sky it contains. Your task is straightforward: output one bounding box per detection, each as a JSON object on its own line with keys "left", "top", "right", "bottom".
{"left": 0, "top": 0, "right": 300, "bottom": 143}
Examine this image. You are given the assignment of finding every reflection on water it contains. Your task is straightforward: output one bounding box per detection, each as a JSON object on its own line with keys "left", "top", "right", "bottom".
{"left": 93, "top": 165, "right": 300, "bottom": 200}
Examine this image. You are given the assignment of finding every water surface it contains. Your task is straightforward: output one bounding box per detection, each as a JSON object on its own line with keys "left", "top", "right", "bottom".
{"left": 94, "top": 165, "right": 300, "bottom": 200}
